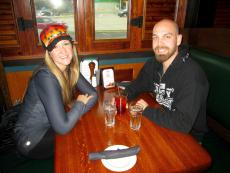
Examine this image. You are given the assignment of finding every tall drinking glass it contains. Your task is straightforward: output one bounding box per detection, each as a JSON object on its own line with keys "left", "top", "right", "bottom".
{"left": 129, "top": 102, "right": 143, "bottom": 130}
{"left": 103, "top": 100, "right": 117, "bottom": 127}
{"left": 115, "top": 90, "right": 127, "bottom": 114}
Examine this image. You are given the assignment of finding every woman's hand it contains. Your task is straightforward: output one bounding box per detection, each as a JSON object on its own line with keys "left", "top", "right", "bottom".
{"left": 77, "top": 94, "right": 93, "bottom": 105}
{"left": 136, "top": 99, "right": 149, "bottom": 111}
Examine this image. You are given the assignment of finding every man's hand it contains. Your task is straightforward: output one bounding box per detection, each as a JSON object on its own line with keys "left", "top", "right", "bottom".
{"left": 77, "top": 93, "right": 93, "bottom": 105}
{"left": 136, "top": 99, "right": 149, "bottom": 111}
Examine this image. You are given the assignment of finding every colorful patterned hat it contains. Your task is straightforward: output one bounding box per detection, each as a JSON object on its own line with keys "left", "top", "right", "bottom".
{"left": 40, "top": 24, "right": 72, "bottom": 51}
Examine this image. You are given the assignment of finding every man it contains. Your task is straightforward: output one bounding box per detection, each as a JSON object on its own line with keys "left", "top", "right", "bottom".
{"left": 125, "top": 19, "right": 209, "bottom": 141}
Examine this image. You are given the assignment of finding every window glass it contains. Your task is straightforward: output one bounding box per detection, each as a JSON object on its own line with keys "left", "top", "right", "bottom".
{"left": 34, "top": 0, "right": 75, "bottom": 43}
{"left": 94, "top": 0, "right": 129, "bottom": 40}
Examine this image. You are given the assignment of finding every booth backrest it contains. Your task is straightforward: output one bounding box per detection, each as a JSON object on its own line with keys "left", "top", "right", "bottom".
{"left": 190, "top": 48, "right": 230, "bottom": 129}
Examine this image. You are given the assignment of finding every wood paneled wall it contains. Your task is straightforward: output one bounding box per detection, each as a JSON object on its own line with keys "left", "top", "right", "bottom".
{"left": 0, "top": 0, "right": 19, "bottom": 48}
{"left": 143, "top": 0, "right": 177, "bottom": 40}
{"left": 6, "top": 71, "right": 32, "bottom": 105}
{"left": 100, "top": 62, "right": 144, "bottom": 80}
{"left": 181, "top": 28, "right": 230, "bottom": 57}
{"left": 214, "top": 0, "right": 230, "bottom": 27}
{"left": 5, "top": 62, "right": 145, "bottom": 105}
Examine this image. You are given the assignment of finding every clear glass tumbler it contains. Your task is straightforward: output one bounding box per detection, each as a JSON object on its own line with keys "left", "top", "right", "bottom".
{"left": 129, "top": 102, "right": 143, "bottom": 130}
{"left": 103, "top": 100, "right": 117, "bottom": 127}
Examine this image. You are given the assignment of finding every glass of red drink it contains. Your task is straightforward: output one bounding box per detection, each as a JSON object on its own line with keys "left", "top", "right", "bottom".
{"left": 115, "top": 92, "right": 127, "bottom": 114}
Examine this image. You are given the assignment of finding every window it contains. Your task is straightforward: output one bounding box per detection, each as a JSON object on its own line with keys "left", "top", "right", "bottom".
{"left": 94, "top": 0, "right": 129, "bottom": 40}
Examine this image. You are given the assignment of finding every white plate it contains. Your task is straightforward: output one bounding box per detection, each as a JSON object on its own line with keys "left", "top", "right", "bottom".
{"left": 101, "top": 145, "right": 137, "bottom": 172}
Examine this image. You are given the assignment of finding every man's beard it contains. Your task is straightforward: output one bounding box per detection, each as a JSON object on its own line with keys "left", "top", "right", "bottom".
{"left": 154, "top": 46, "right": 176, "bottom": 63}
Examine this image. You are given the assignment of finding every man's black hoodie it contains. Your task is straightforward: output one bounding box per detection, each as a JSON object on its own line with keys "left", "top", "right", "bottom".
{"left": 125, "top": 46, "right": 209, "bottom": 141}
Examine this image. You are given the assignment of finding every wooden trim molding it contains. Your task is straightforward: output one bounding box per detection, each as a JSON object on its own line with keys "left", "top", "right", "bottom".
{"left": 0, "top": 57, "right": 12, "bottom": 108}
{"left": 176, "top": 0, "right": 188, "bottom": 28}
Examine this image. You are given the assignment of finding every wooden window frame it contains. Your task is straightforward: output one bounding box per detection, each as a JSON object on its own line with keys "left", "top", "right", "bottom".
{"left": 0, "top": 0, "right": 187, "bottom": 60}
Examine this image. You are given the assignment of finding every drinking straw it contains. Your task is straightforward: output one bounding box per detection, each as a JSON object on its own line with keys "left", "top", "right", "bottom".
{"left": 117, "top": 85, "right": 120, "bottom": 96}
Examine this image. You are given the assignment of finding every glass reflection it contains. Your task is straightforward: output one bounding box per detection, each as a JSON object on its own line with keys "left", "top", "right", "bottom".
{"left": 34, "top": 0, "right": 75, "bottom": 43}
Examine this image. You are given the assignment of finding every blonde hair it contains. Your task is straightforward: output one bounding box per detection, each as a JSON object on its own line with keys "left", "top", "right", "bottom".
{"left": 45, "top": 44, "right": 79, "bottom": 105}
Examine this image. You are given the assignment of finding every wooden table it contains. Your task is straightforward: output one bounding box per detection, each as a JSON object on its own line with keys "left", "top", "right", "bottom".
{"left": 55, "top": 87, "right": 211, "bottom": 173}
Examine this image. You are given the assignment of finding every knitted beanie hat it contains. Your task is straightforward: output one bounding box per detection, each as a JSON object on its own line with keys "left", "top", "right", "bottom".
{"left": 40, "top": 24, "right": 72, "bottom": 51}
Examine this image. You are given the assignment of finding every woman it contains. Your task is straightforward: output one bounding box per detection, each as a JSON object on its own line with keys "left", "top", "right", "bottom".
{"left": 14, "top": 24, "right": 98, "bottom": 159}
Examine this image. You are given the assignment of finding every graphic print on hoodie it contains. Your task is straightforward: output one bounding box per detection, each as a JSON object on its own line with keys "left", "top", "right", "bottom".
{"left": 154, "top": 82, "right": 174, "bottom": 110}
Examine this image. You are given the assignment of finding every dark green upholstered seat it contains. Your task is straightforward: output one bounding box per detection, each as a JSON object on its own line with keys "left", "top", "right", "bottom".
{"left": 202, "top": 130, "right": 230, "bottom": 173}
{"left": 0, "top": 149, "right": 53, "bottom": 173}
{"left": 190, "top": 48, "right": 230, "bottom": 173}
{"left": 191, "top": 48, "right": 230, "bottom": 129}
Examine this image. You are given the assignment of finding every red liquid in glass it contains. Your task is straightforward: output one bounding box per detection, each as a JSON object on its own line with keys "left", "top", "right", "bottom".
{"left": 115, "top": 96, "right": 127, "bottom": 114}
